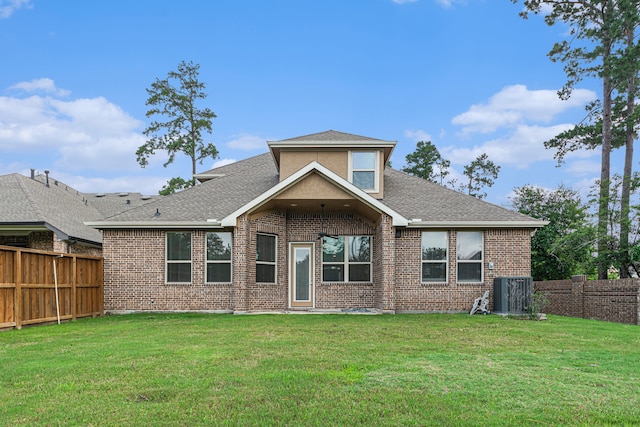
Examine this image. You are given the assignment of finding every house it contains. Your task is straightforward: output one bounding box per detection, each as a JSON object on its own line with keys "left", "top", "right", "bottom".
{"left": 87, "top": 130, "right": 546, "bottom": 314}
{"left": 0, "top": 170, "right": 155, "bottom": 256}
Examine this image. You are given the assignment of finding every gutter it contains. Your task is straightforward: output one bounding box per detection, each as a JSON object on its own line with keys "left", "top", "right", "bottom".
{"left": 84, "top": 220, "right": 224, "bottom": 229}
{"left": 405, "top": 220, "right": 549, "bottom": 228}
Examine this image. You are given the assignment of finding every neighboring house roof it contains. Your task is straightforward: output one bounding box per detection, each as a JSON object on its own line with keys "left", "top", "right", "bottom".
{"left": 0, "top": 172, "right": 156, "bottom": 245}
{"left": 88, "top": 151, "right": 545, "bottom": 230}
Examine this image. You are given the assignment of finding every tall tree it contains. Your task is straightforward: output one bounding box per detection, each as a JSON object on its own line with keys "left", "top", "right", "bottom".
{"left": 614, "top": 2, "right": 640, "bottom": 276}
{"left": 510, "top": 185, "right": 596, "bottom": 280}
{"left": 462, "top": 153, "right": 500, "bottom": 199}
{"left": 402, "top": 141, "right": 450, "bottom": 184}
{"left": 512, "top": 0, "right": 637, "bottom": 278}
{"left": 137, "top": 60, "right": 218, "bottom": 195}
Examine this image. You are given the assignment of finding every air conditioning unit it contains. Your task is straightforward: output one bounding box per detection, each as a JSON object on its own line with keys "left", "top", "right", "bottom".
{"left": 493, "top": 277, "right": 533, "bottom": 314}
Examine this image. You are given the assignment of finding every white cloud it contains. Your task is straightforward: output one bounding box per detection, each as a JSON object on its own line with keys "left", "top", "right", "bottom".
{"left": 565, "top": 159, "right": 600, "bottom": 177}
{"left": 54, "top": 172, "right": 168, "bottom": 195}
{"left": 442, "top": 123, "right": 577, "bottom": 168}
{"left": 404, "top": 129, "right": 432, "bottom": 142}
{"left": 9, "top": 78, "right": 70, "bottom": 97}
{"left": 0, "top": 0, "right": 31, "bottom": 18}
{"left": 0, "top": 80, "right": 147, "bottom": 172}
{"left": 226, "top": 132, "right": 265, "bottom": 151}
{"left": 211, "top": 158, "right": 237, "bottom": 169}
{"left": 452, "top": 84, "right": 596, "bottom": 134}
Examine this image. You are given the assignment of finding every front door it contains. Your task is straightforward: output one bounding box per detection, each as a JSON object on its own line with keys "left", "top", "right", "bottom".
{"left": 289, "top": 243, "right": 314, "bottom": 308}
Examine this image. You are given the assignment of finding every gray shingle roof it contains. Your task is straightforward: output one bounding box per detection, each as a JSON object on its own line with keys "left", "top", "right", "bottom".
{"left": 96, "top": 152, "right": 540, "bottom": 227}
{"left": 0, "top": 173, "right": 156, "bottom": 244}
{"left": 102, "top": 153, "right": 278, "bottom": 223}
{"left": 383, "top": 168, "right": 537, "bottom": 223}
{"left": 276, "top": 130, "right": 387, "bottom": 142}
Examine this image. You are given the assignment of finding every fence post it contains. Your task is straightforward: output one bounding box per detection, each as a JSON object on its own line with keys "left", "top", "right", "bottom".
{"left": 637, "top": 281, "right": 640, "bottom": 326}
{"left": 71, "top": 255, "right": 77, "bottom": 321}
{"left": 98, "top": 257, "right": 104, "bottom": 315}
{"left": 14, "top": 249, "right": 22, "bottom": 330}
{"left": 571, "top": 275, "right": 587, "bottom": 319}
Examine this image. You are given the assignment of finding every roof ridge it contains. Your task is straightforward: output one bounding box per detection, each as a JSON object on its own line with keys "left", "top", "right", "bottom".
{"left": 14, "top": 173, "right": 49, "bottom": 222}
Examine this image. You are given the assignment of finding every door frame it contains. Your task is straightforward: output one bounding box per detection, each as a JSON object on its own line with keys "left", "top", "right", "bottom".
{"left": 288, "top": 242, "right": 315, "bottom": 308}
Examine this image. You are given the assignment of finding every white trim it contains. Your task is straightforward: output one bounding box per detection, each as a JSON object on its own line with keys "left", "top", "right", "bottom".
{"left": 267, "top": 140, "right": 396, "bottom": 149}
{"left": 165, "top": 231, "right": 192, "bottom": 284}
{"left": 348, "top": 150, "right": 380, "bottom": 193}
{"left": 289, "top": 242, "right": 315, "bottom": 308}
{"left": 205, "top": 231, "right": 233, "bottom": 284}
{"left": 456, "top": 231, "right": 484, "bottom": 284}
{"left": 407, "top": 220, "right": 548, "bottom": 228}
{"left": 421, "top": 231, "right": 448, "bottom": 284}
{"left": 218, "top": 161, "right": 409, "bottom": 227}
{"left": 256, "top": 233, "right": 277, "bottom": 284}
{"left": 86, "top": 221, "right": 223, "bottom": 229}
{"left": 321, "top": 235, "right": 372, "bottom": 283}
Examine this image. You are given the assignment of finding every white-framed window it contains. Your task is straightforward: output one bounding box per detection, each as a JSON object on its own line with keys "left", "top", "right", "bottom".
{"left": 206, "top": 232, "right": 232, "bottom": 283}
{"left": 256, "top": 233, "right": 277, "bottom": 283}
{"left": 166, "top": 231, "right": 192, "bottom": 283}
{"left": 349, "top": 151, "right": 379, "bottom": 192}
{"left": 457, "top": 231, "right": 483, "bottom": 283}
{"left": 322, "top": 236, "right": 371, "bottom": 282}
{"left": 422, "top": 231, "right": 448, "bottom": 282}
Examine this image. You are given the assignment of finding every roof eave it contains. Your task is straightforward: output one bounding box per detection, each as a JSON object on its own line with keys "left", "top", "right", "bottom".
{"left": 85, "top": 221, "right": 224, "bottom": 230}
{"left": 405, "top": 220, "right": 549, "bottom": 228}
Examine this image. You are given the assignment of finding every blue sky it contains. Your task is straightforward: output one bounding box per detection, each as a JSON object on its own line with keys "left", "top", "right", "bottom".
{"left": 0, "top": 0, "right": 615, "bottom": 206}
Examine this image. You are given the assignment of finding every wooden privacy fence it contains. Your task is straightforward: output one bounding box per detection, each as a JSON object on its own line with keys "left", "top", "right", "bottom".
{"left": 0, "top": 245, "right": 103, "bottom": 330}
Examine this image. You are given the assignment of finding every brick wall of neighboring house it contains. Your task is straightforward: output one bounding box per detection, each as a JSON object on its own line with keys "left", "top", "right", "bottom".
{"left": 0, "top": 231, "right": 102, "bottom": 257}
{"left": 29, "top": 231, "right": 55, "bottom": 251}
{"left": 394, "top": 228, "right": 532, "bottom": 313}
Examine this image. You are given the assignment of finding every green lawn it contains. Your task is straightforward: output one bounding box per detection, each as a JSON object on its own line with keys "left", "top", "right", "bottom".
{"left": 1, "top": 313, "right": 638, "bottom": 426}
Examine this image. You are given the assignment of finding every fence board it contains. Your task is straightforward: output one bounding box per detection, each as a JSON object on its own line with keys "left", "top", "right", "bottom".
{"left": 0, "top": 245, "right": 103, "bottom": 330}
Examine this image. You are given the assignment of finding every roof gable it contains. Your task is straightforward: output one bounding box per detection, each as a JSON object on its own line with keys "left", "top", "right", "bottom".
{"left": 218, "top": 161, "right": 408, "bottom": 227}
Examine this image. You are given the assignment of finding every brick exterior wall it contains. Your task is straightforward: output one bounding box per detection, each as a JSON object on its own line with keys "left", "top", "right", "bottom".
{"left": 394, "top": 228, "right": 532, "bottom": 313}
{"left": 0, "top": 231, "right": 102, "bottom": 257}
{"left": 102, "top": 216, "right": 533, "bottom": 313}
{"left": 535, "top": 277, "right": 640, "bottom": 325}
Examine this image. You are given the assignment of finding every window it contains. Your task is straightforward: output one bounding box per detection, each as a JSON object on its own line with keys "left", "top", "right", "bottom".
{"left": 322, "top": 236, "right": 371, "bottom": 282}
{"left": 256, "top": 234, "right": 277, "bottom": 283}
{"left": 206, "top": 232, "right": 232, "bottom": 283}
{"left": 350, "top": 151, "right": 378, "bottom": 191}
{"left": 422, "top": 231, "right": 448, "bottom": 282}
{"left": 166, "top": 232, "right": 192, "bottom": 283}
{"left": 457, "top": 231, "right": 483, "bottom": 283}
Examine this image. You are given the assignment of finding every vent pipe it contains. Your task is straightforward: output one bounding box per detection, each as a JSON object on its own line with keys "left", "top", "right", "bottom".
{"left": 30, "top": 169, "right": 35, "bottom": 179}
{"left": 44, "top": 170, "right": 50, "bottom": 187}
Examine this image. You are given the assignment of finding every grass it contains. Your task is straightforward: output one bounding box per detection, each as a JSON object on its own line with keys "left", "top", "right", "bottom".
{"left": 1, "top": 313, "right": 639, "bottom": 426}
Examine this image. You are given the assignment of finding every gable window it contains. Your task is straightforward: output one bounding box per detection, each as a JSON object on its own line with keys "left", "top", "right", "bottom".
{"left": 350, "top": 151, "right": 378, "bottom": 192}
{"left": 206, "top": 232, "right": 232, "bottom": 283}
{"left": 256, "top": 233, "right": 277, "bottom": 283}
{"left": 457, "top": 231, "right": 483, "bottom": 283}
{"left": 166, "top": 232, "right": 192, "bottom": 283}
{"left": 422, "top": 231, "right": 448, "bottom": 282}
{"left": 322, "top": 236, "right": 371, "bottom": 282}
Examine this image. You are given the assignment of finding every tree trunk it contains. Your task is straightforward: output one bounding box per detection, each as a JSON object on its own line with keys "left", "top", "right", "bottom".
{"left": 619, "top": 25, "right": 637, "bottom": 278}
{"left": 597, "top": 43, "right": 613, "bottom": 280}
